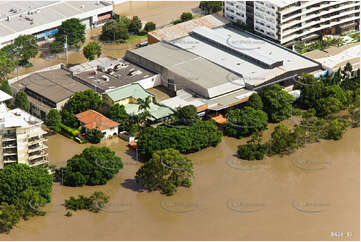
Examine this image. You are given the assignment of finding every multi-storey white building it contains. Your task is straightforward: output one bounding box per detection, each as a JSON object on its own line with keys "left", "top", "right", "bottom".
{"left": 0, "top": 91, "right": 48, "bottom": 169}
{"left": 223, "top": 1, "right": 360, "bottom": 47}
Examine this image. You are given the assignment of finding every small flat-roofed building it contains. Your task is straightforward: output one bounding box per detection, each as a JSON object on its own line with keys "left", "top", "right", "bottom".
{"left": 71, "top": 57, "right": 161, "bottom": 93}
{"left": 11, "top": 66, "right": 90, "bottom": 120}
{"left": 75, "top": 109, "right": 119, "bottom": 139}
{"left": 103, "top": 83, "right": 174, "bottom": 121}
{"left": 0, "top": 91, "right": 48, "bottom": 169}
{"left": 147, "top": 14, "right": 229, "bottom": 44}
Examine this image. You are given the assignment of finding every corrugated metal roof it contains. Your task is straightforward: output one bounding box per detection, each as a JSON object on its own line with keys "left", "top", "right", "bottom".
{"left": 148, "top": 14, "right": 229, "bottom": 42}
{"left": 124, "top": 102, "right": 173, "bottom": 120}
{"left": 0, "top": 90, "right": 12, "bottom": 102}
{"left": 104, "top": 83, "right": 152, "bottom": 102}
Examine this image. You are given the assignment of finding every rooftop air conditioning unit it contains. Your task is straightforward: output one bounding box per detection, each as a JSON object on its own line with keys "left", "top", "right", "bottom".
{"left": 102, "top": 75, "right": 110, "bottom": 81}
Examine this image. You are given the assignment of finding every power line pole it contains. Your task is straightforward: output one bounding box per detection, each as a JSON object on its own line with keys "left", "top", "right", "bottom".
{"left": 64, "top": 35, "right": 68, "bottom": 65}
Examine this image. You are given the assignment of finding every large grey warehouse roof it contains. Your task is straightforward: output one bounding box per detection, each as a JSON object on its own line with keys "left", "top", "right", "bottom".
{"left": 126, "top": 41, "right": 245, "bottom": 99}
{"left": 191, "top": 26, "right": 283, "bottom": 68}
{"left": 171, "top": 26, "right": 321, "bottom": 86}
{"left": 126, "top": 27, "right": 322, "bottom": 100}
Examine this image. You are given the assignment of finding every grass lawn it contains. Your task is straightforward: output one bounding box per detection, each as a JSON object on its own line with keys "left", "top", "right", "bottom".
{"left": 126, "top": 34, "right": 147, "bottom": 43}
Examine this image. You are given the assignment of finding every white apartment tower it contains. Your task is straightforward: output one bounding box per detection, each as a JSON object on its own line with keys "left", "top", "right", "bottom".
{"left": 0, "top": 90, "right": 48, "bottom": 169}
{"left": 223, "top": 1, "right": 360, "bottom": 47}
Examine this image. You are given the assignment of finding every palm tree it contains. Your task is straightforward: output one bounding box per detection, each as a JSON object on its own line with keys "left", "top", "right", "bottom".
{"left": 137, "top": 96, "right": 152, "bottom": 127}
{"left": 137, "top": 96, "right": 152, "bottom": 112}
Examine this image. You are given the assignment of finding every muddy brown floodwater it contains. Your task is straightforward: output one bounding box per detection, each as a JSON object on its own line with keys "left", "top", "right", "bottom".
{"left": 1, "top": 123, "right": 359, "bottom": 241}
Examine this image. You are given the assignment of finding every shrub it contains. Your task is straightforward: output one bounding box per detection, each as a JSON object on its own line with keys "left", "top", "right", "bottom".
{"left": 324, "top": 118, "right": 350, "bottom": 140}
{"left": 267, "top": 124, "right": 296, "bottom": 155}
{"left": 237, "top": 132, "right": 267, "bottom": 160}
{"left": 144, "top": 21, "right": 156, "bottom": 32}
{"left": 85, "top": 129, "right": 104, "bottom": 144}
{"left": 237, "top": 143, "right": 267, "bottom": 160}
{"left": 180, "top": 12, "right": 193, "bottom": 22}
{"left": 65, "top": 191, "right": 109, "bottom": 213}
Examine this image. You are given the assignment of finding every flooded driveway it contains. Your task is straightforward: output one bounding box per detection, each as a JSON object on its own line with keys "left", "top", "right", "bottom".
{"left": 1, "top": 125, "right": 359, "bottom": 240}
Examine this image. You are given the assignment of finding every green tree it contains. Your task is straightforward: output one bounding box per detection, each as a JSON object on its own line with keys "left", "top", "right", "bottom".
{"left": 135, "top": 148, "right": 193, "bottom": 195}
{"left": 63, "top": 89, "right": 102, "bottom": 115}
{"left": 85, "top": 129, "right": 104, "bottom": 144}
{"left": 199, "top": 1, "right": 222, "bottom": 14}
{"left": 119, "top": 16, "right": 131, "bottom": 27}
{"left": 259, "top": 84, "right": 295, "bottom": 122}
{"left": 14, "top": 91, "right": 29, "bottom": 112}
{"left": 101, "top": 20, "right": 129, "bottom": 41}
{"left": 180, "top": 12, "right": 193, "bottom": 22}
{"left": 0, "top": 203, "right": 21, "bottom": 233}
{"left": 246, "top": 93, "right": 263, "bottom": 110}
{"left": 49, "top": 40, "right": 64, "bottom": 53}
{"left": 173, "top": 105, "right": 199, "bottom": 126}
{"left": 224, "top": 106, "right": 268, "bottom": 138}
{"left": 0, "top": 164, "right": 52, "bottom": 232}
{"left": 324, "top": 119, "right": 350, "bottom": 140}
{"left": 137, "top": 120, "right": 222, "bottom": 160}
{"left": 315, "top": 96, "right": 343, "bottom": 117}
{"left": 128, "top": 16, "right": 142, "bottom": 34}
{"left": 65, "top": 191, "right": 109, "bottom": 213}
{"left": 137, "top": 96, "right": 152, "bottom": 125}
{"left": 61, "top": 110, "right": 78, "bottom": 128}
{"left": 0, "top": 51, "right": 16, "bottom": 81}
{"left": 107, "top": 104, "right": 129, "bottom": 131}
{"left": 83, "top": 41, "right": 102, "bottom": 61}
{"left": 12, "top": 35, "right": 39, "bottom": 65}
{"left": 0, "top": 80, "right": 13, "bottom": 106}
{"left": 237, "top": 131, "right": 267, "bottom": 160}
{"left": 61, "top": 146, "right": 123, "bottom": 186}
{"left": 46, "top": 109, "right": 62, "bottom": 132}
{"left": 55, "top": 18, "right": 86, "bottom": 47}
{"left": 267, "top": 123, "right": 295, "bottom": 155}
{"left": 144, "top": 21, "right": 156, "bottom": 32}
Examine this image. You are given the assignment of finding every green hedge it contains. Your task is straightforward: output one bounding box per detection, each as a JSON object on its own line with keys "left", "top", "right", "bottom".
{"left": 59, "top": 123, "right": 80, "bottom": 137}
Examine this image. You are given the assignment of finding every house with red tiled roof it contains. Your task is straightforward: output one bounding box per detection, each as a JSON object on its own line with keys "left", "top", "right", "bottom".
{"left": 75, "top": 110, "right": 119, "bottom": 139}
